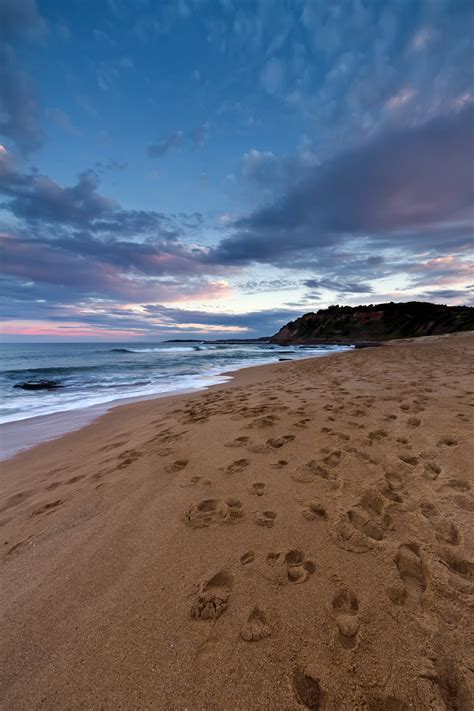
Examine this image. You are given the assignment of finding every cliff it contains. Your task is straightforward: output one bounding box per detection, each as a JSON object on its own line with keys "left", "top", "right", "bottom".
{"left": 270, "top": 301, "right": 474, "bottom": 344}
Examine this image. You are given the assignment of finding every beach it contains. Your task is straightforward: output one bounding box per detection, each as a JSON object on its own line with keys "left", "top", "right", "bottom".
{"left": 0, "top": 333, "right": 473, "bottom": 709}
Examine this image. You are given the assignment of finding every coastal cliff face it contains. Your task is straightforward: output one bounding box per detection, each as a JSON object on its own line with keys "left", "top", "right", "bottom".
{"left": 270, "top": 301, "right": 474, "bottom": 344}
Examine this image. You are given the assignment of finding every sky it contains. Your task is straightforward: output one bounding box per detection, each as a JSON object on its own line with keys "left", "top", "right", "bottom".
{"left": 0, "top": 0, "right": 473, "bottom": 342}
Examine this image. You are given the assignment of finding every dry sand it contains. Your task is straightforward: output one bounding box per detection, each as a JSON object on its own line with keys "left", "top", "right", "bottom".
{"left": 1, "top": 333, "right": 473, "bottom": 710}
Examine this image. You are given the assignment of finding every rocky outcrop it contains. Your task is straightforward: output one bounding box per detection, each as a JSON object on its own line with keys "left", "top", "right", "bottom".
{"left": 271, "top": 302, "right": 474, "bottom": 344}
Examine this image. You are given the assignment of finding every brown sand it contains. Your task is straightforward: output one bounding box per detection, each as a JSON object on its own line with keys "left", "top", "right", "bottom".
{"left": 1, "top": 333, "right": 473, "bottom": 710}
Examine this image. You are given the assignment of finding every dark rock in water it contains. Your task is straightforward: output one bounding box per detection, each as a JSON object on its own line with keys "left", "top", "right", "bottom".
{"left": 14, "top": 380, "right": 63, "bottom": 391}
{"left": 279, "top": 358, "right": 292, "bottom": 361}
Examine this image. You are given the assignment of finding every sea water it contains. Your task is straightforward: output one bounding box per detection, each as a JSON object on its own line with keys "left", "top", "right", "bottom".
{"left": 0, "top": 341, "right": 352, "bottom": 425}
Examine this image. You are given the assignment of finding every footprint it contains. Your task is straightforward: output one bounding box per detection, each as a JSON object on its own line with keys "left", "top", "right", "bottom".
{"left": 0, "top": 490, "right": 34, "bottom": 514}
{"left": 247, "top": 415, "right": 279, "bottom": 429}
{"left": 439, "top": 549, "right": 474, "bottom": 581}
{"left": 348, "top": 510, "right": 385, "bottom": 541}
{"left": 32, "top": 499, "right": 63, "bottom": 516}
{"left": 270, "top": 460, "right": 288, "bottom": 469}
{"left": 291, "top": 460, "right": 333, "bottom": 484}
{"left": 332, "top": 588, "right": 360, "bottom": 649}
{"left": 117, "top": 448, "right": 141, "bottom": 470}
{"left": 191, "top": 571, "right": 233, "bottom": 620}
{"left": 301, "top": 502, "right": 327, "bottom": 521}
{"left": 240, "top": 606, "right": 271, "bottom": 642}
{"left": 421, "top": 502, "right": 460, "bottom": 545}
{"left": 322, "top": 450, "right": 341, "bottom": 468}
{"left": 423, "top": 462, "right": 441, "bottom": 480}
{"left": 165, "top": 459, "right": 189, "bottom": 474}
{"left": 256, "top": 510, "right": 277, "bottom": 528}
{"left": 66, "top": 475, "right": 85, "bottom": 484}
{"left": 250, "top": 482, "right": 266, "bottom": 497}
{"left": 381, "top": 486, "right": 403, "bottom": 504}
{"left": 292, "top": 667, "right": 324, "bottom": 709}
{"left": 240, "top": 551, "right": 255, "bottom": 566}
{"left": 407, "top": 417, "right": 421, "bottom": 428}
{"left": 249, "top": 435, "right": 295, "bottom": 454}
{"left": 333, "top": 492, "right": 391, "bottom": 553}
{"left": 368, "top": 429, "right": 389, "bottom": 441}
{"left": 224, "top": 459, "right": 250, "bottom": 474}
{"left": 265, "top": 549, "right": 315, "bottom": 584}
{"left": 437, "top": 436, "right": 458, "bottom": 447}
{"left": 293, "top": 418, "right": 311, "bottom": 429}
{"left": 399, "top": 454, "right": 419, "bottom": 467}
{"left": 184, "top": 497, "right": 244, "bottom": 528}
{"left": 224, "top": 436, "right": 250, "bottom": 448}
{"left": 394, "top": 543, "right": 427, "bottom": 608}
{"left": 384, "top": 471, "right": 406, "bottom": 491}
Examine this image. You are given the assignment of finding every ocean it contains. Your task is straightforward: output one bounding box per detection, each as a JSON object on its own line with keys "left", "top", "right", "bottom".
{"left": 0, "top": 341, "right": 353, "bottom": 425}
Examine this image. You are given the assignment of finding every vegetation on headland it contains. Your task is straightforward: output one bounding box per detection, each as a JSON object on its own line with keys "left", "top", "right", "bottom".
{"left": 270, "top": 301, "right": 474, "bottom": 344}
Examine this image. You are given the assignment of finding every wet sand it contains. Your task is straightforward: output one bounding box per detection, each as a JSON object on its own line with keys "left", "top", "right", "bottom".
{"left": 0, "top": 332, "right": 473, "bottom": 709}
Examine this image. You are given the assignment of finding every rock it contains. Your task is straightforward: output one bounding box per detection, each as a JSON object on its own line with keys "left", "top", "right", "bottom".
{"left": 14, "top": 380, "right": 63, "bottom": 391}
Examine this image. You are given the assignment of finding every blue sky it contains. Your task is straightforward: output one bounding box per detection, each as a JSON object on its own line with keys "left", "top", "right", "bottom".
{"left": 0, "top": 0, "right": 473, "bottom": 340}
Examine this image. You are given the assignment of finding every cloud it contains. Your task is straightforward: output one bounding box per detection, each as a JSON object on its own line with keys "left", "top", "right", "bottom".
{"left": 304, "top": 278, "right": 373, "bottom": 294}
{"left": 0, "top": 0, "right": 45, "bottom": 154}
{"left": 420, "top": 287, "right": 473, "bottom": 301}
{"left": 0, "top": 157, "right": 117, "bottom": 226}
{"left": 0, "top": 151, "right": 221, "bottom": 309}
{"left": 209, "top": 105, "right": 474, "bottom": 267}
{"left": 147, "top": 123, "right": 210, "bottom": 157}
{"left": 93, "top": 159, "right": 128, "bottom": 174}
{"left": 147, "top": 130, "right": 184, "bottom": 157}
{"left": 237, "top": 146, "right": 318, "bottom": 202}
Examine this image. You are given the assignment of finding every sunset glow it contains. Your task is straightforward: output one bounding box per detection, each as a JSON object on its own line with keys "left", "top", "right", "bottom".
{"left": 0, "top": 1, "right": 472, "bottom": 341}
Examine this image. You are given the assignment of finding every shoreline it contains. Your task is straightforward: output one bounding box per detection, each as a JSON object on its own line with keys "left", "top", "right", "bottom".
{"left": 0, "top": 348, "right": 352, "bottom": 461}
{"left": 0, "top": 378, "right": 231, "bottom": 462}
{"left": 1, "top": 332, "right": 473, "bottom": 709}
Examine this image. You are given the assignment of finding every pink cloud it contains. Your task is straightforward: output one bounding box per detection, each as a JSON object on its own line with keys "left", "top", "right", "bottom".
{"left": 0, "top": 320, "right": 146, "bottom": 338}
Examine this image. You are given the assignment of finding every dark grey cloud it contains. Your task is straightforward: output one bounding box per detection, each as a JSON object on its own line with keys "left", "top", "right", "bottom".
{"left": 210, "top": 105, "right": 474, "bottom": 267}
{"left": 304, "top": 278, "right": 373, "bottom": 294}
{"left": 0, "top": 152, "right": 217, "bottom": 305}
{"left": 0, "top": 163, "right": 116, "bottom": 226}
{"left": 0, "top": 1, "right": 45, "bottom": 154}
{"left": 0, "top": 155, "right": 198, "bottom": 241}
{"left": 419, "top": 287, "right": 474, "bottom": 306}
